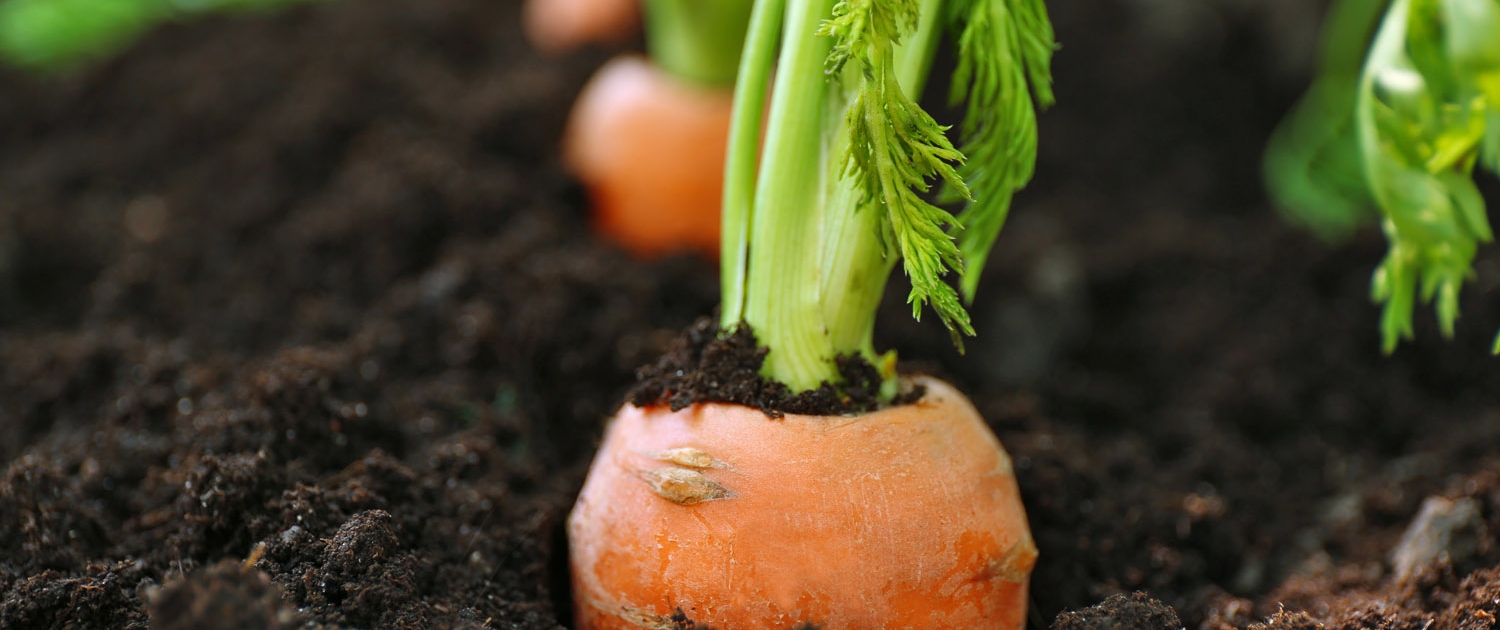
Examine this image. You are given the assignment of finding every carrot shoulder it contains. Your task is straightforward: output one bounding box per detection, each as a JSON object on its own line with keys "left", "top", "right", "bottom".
{"left": 568, "top": 376, "right": 1036, "bottom": 629}
{"left": 523, "top": 0, "right": 639, "bottom": 55}
{"left": 563, "top": 55, "right": 730, "bottom": 259}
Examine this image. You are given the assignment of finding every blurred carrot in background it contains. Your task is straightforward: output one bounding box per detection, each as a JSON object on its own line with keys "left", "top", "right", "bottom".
{"left": 522, "top": 0, "right": 639, "bottom": 54}
{"left": 554, "top": 0, "right": 752, "bottom": 259}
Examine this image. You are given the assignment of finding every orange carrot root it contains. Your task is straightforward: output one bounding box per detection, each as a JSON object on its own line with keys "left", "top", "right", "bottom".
{"left": 568, "top": 376, "right": 1036, "bottom": 629}
{"left": 562, "top": 55, "right": 731, "bottom": 259}
{"left": 523, "top": 0, "right": 640, "bottom": 55}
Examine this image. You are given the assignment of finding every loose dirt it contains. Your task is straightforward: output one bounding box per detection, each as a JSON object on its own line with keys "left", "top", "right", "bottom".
{"left": 3, "top": 0, "right": 1500, "bottom": 628}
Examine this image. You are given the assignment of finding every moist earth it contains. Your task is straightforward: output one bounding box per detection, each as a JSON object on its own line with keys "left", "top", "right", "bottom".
{"left": 627, "top": 316, "right": 921, "bottom": 417}
{"left": 3, "top": 0, "right": 1500, "bottom": 628}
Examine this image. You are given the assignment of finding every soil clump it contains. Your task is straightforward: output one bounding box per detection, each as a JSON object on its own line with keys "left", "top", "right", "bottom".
{"left": 628, "top": 317, "right": 921, "bottom": 417}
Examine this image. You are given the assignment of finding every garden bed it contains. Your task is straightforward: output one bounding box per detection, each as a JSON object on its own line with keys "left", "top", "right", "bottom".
{"left": 3, "top": 0, "right": 1500, "bottom": 628}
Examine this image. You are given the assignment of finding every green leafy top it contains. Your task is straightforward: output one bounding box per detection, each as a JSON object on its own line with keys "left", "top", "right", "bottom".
{"left": 820, "top": 0, "right": 975, "bottom": 346}
{"left": 0, "top": 0, "right": 309, "bottom": 70}
{"left": 945, "top": 0, "right": 1055, "bottom": 300}
{"left": 643, "top": 0, "right": 756, "bottom": 87}
{"left": 1357, "top": 0, "right": 1500, "bottom": 352}
{"left": 720, "top": 0, "right": 1055, "bottom": 392}
{"left": 1262, "top": 0, "right": 1386, "bottom": 242}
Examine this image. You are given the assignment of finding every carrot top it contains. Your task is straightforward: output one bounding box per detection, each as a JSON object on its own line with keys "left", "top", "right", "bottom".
{"left": 643, "top": 0, "right": 754, "bottom": 87}
{"left": 720, "top": 0, "right": 1055, "bottom": 394}
{"left": 1357, "top": 0, "right": 1500, "bottom": 353}
{"left": 1266, "top": 0, "right": 1500, "bottom": 353}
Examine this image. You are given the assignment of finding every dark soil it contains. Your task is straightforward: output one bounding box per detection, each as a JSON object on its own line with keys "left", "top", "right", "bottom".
{"left": 1052, "top": 592, "right": 1182, "bottom": 630}
{"left": 627, "top": 316, "right": 921, "bottom": 417}
{"left": 3, "top": 0, "right": 1500, "bottom": 629}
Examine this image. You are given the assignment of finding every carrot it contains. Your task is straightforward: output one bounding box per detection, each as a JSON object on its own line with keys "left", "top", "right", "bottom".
{"left": 522, "top": 0, "right": 639, "bottom": 55}
{"left": 568, "top": 0, "right": 1056, "bottom": 626}
{"left": 569, "top": 376, "right": 1036, "bottom": 629}
{"left": 559, "top": 0, "right": 753, "bottom": 259}
{"left": 563, "top": 55, "right": 732, "bottom": 259}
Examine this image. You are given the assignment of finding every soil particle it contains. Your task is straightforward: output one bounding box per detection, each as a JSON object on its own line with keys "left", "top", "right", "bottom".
{"left": 665, "top": 608, "right": 822, "bottom": 630}
{"left": 628, "top": 317, "right": 922, "bottom": 417}
{"left": 1051, "top": 592, "right": 1184, "bottom": 630}
{"left": 1244, "top": 610, "right": 1320, "bottom": 630}
{"left": 0, "top": 453, "right": 113, "bottom": 574}
{"left": 145, "top": 559, "right": 305, "bottom": 630}
{"left": 669, "top": 608, "right": 715, "bottom": 629}
{"left": 308, "top": 510, "right": 419, "bottom": 627}
{"left": 1440, "top": 567, "right": 1500, "bottom": 630}
{"left": 1389, "top": 496, "right": 1486, "bottom": 581}
{"left": 170, "top": 451, "right": 287, "bottom": 560}
{"left": 1198, "top": 589, "right": 1258, "bottom": 629}
{"left": 322, "top": 510, "right": 402, "bottom": 580}
{"left": 1239, "top": 463, "right": 1500, "bottom": 629}
{"left": 0, "top": 565, "right": 143, "bottom": 629}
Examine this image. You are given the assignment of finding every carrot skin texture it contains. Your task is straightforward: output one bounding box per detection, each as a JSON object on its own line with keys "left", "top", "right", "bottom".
{"left": 568, "top": 376, "right": 1036, "bottom": 629}
{"left": 563, "top": 55, "right": 730, "bottom": 259}
{"left": 523, "top": 0, "right": 639, "bottom": 55}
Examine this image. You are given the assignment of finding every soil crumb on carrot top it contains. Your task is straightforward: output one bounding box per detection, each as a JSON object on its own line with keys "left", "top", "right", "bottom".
{"left": 627, "top": 317, "right": 923, "bottom": 417}
{"left": 667, "top": 608, "right": 823, "bottom": 630}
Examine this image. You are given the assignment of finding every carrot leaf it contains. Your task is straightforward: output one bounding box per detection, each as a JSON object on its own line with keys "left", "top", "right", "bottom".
{"left": 727, "top": 0, "right": 1054, "bottom": 392}
{"left": 821, "top": 0, "right": 975, "bottom": 347}
{"left": 1262, "top": 0, "right": 1385, "bottom": 243}
{"left": 944, "top": 0, "right": 1055, "bottom": 301}
{"left": 1358, "top": 0, "right": 1500, "bottom": 352}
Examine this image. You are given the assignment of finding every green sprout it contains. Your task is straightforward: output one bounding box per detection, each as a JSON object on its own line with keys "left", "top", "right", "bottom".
{"left": 643, "top": 0, "right": 754, "bottom": 88}
{"left": 1270, "top": 0, "right": 1500, "bottom": 353}
{"left": 1359, "top": 0, "right": 1500, "bottom": 352}
{"left": 719, "top": 0, "right": 1054, "bottom": 393}
{"left": 0, "top": 0, "right": 313, "bottom": 70}
{"left": 1262, "top": 0, "right": 1386, "bottom": 242}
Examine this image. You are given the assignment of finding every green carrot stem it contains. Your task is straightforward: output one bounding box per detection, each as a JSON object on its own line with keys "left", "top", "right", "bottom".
{"left": 644, "top": 0, "right": 755, "bottom": 87}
